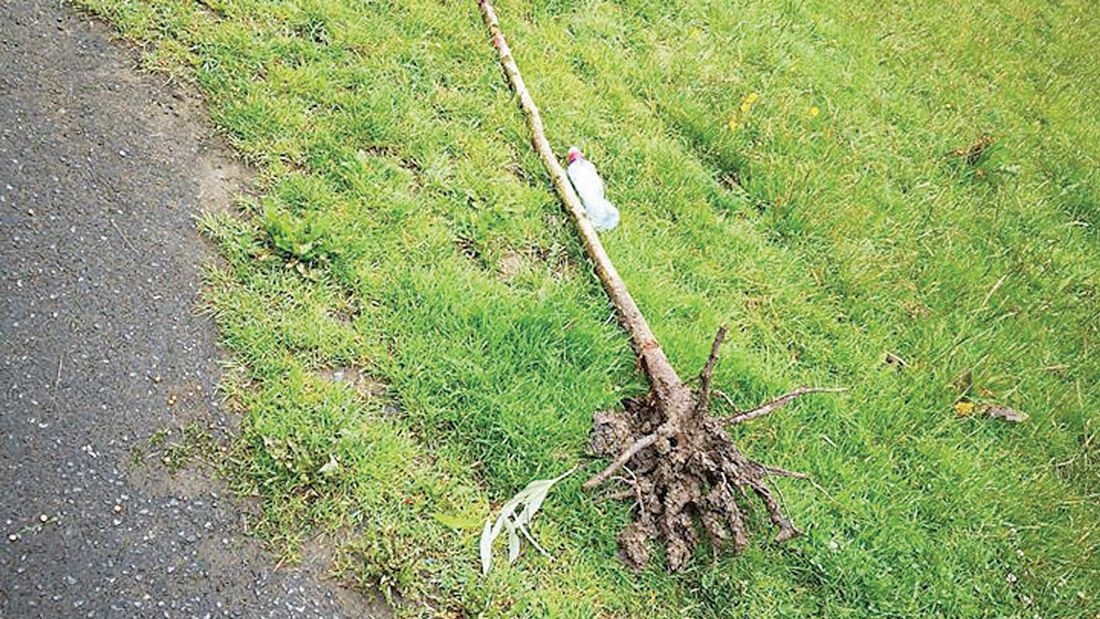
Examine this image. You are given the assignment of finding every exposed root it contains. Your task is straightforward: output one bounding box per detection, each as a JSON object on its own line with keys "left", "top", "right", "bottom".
{"left": 599, "top": 488, "right": 637, "bottom": 503}
{"left": 724, "top": 386, "right": 847, "bottom": 426}
{"left": 474, "top": 0, "right": 843, "bottom": 572}
{"left": 761, "top": 464, "right": 810, "bottom": 479}
{"left": 584, "top": 433, "right": 658, "bottom": 490}
{"left": 696, "top": 325, "right": 727, "bottom": 414}
{"left": 585, "top": 328, "right": 843, "bottom": 572}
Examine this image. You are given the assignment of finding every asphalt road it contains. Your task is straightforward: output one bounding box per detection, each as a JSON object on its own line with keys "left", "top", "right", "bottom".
{"left": 0, "top": 2, "right": 382, "bottom": 617}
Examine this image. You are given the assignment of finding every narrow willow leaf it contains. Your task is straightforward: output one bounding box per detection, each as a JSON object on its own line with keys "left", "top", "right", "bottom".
{"left": 518, "top": 524, "right": 553, "bottom": 559}
{"left": 480, "top": 517, "right": 494, "bottom": 576}
{"left": 507, "top": 524, "right": 521, "bottom": 563}
{"left": 517, "top": 467, "right": 574, "bottom": 524}
{"left": 479, "top": 467, "right": 574, "bottom": 575}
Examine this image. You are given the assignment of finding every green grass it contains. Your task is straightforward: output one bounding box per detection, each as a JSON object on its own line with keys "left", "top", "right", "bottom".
{"left": 77, "top": 0, "right": 1098, "bottom": 616}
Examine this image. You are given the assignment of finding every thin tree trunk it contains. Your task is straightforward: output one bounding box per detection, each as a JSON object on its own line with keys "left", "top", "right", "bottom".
{"left": 476, "top": 0, "right": 687, "bottom": 410}
{"left": 476, "top": 0, "right": 840, "bottom": 572}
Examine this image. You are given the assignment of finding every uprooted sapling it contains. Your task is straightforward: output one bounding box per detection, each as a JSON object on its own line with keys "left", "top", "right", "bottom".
{"left": 584, "top": 326, "right": 843, "bottom": 570}
{"left": 477, "top": 0, "right": 843, "bottom": 571}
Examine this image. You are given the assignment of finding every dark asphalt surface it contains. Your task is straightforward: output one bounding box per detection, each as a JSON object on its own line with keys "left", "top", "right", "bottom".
{"left": 0, "top": 2, "right": 383, "bottom": 617}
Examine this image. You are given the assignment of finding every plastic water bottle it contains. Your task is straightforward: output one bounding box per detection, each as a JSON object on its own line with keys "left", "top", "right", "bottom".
{"left": 566, "top": 147, "right": 620, "bottom": 231}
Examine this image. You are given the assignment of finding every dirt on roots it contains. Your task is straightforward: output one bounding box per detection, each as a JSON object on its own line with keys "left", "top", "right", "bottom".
{"left": 585, "top": 328, "right": 832, "bottom": 572}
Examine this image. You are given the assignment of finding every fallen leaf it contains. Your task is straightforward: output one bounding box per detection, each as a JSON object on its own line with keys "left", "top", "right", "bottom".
{"left": 318, "top": 454, "right": 340, "bottom": 476}
{"left": 954, "top": 401, "right": 976, "bottom": 417}
{"left": 985, "top": 405, "right": 1028, "bottom": 423}
{"left": 480, "top": 467, "right": 574, "bottom": 575}
{"left": 479, "top": 518, "right": 494, "bottom": 576}
{"left": 499, "top": 250, "right": 522, "bottom": 280}
{"left": 953, "top": 134, "right": 995, "bottom": 166}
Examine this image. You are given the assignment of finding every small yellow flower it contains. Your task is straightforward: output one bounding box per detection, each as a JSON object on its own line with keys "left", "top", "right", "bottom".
{"left": 809, "top": 105, "right": 821, "bottom": 118}
{"left": 740, "top": 92, "right": 760, "bottom": 113}
{"left": 953, "top": 401, "right": 976, "bottom": 417}
{"left": 727, "top": 115, "right": 739, "bottom": 131}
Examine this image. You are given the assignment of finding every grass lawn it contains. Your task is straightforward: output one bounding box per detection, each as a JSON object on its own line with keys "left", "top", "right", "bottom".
{"left": 77, "top": 0, "right": 1097, "bottom": 616}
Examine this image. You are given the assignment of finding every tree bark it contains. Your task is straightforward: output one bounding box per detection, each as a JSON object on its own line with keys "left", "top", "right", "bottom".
{"left": 476, "top": 0, "right": 840, "bottom": 571}
{"left": 475, "top": 0, "right": 686, "bottom": 409}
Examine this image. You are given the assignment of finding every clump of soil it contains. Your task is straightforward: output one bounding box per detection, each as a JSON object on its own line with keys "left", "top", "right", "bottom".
{"left": 585, "top": 328, "right": 837, "bottom": 571}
